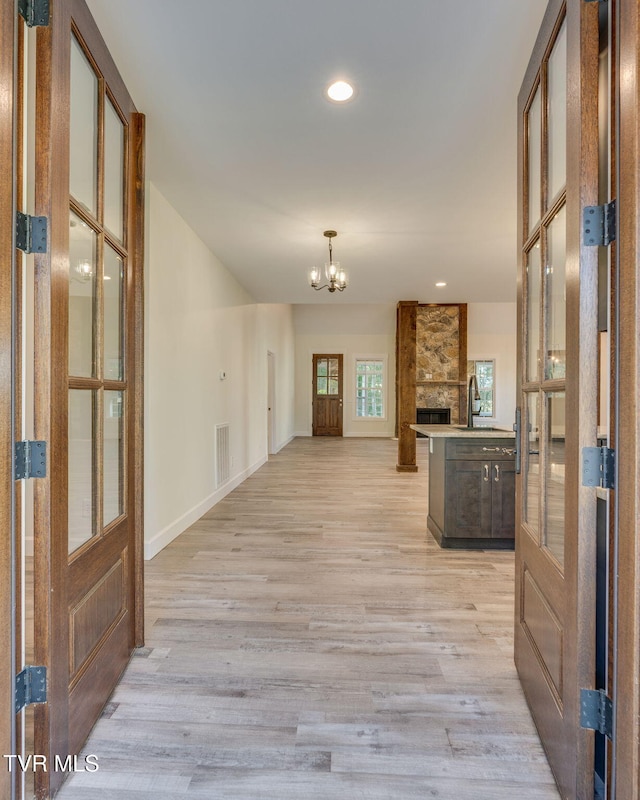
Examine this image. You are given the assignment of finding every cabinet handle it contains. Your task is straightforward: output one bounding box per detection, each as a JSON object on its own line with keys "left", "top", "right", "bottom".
{"left": 483, "top": 464, "right": 489, "bottom": 482}
{"left": 482, "top": 446, "right": 501, "bottom": 452}
{"left": 494, "top": 464, "right": 500, "bottom": 482}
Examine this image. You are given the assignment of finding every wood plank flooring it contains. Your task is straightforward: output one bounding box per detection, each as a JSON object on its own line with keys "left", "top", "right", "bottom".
{"left": 57, "top": 437, "right": 559, "bottom": 799}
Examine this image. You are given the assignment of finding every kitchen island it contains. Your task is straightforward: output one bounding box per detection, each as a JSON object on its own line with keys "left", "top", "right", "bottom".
{"left": 411, "top": 424, "right": 516, "bottom": 550}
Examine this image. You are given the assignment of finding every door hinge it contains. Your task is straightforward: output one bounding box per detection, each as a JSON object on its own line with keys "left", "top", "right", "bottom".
{"left": 15, "top": 666, "right": 47, "bottom": 713}
{"left": 16, "top": 211, "right": 47, "bottom": 254}
{"left": 15, "top": 440, "right": 47, "bottom": 480}
{"left": 580, "top": 688, "right": 613, "bottom": 739}
{"left": 582, "top": 446, "right": 615, "bottom": 489}
{"left": 18, "top": 0, "right": 50, "bottom": 27}
{"left": 583, "top": 201, "right": 616, "bottom": 246}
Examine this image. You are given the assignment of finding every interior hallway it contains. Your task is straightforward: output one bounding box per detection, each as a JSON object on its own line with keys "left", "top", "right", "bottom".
{"left": 57, "top": 437, "right": 559, "bottom": 799}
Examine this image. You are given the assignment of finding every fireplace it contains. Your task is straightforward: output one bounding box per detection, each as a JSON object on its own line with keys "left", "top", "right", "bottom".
{"left": 416, "top": 407, "right": 451, "bottom": 437}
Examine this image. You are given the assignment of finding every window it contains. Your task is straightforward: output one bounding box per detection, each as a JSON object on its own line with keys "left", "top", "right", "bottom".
{"left": 355, "top": 359, "right": 385, "bottom": 418}
{"left": 472, "top": 359, "right": 495, "bottom": 417}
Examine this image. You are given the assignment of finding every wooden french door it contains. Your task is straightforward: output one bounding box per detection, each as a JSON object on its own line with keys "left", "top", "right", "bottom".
{"left": 32, "top": 1, "right": 144, "bottom": 796}
{"left": 515, "top": 1, "right": 600, "bottom": 798}
{"left": 312, "top": 354, "right": 343, "bottom": 436}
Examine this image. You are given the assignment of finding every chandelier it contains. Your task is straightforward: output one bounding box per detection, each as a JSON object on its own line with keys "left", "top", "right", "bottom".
{"left": 308, "top": 230, "right": 348, "bottom": 292}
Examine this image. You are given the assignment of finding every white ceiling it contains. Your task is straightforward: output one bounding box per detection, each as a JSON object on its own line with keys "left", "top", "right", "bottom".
{"left": 85, "top": 0, "right": 548, "bottom": 305}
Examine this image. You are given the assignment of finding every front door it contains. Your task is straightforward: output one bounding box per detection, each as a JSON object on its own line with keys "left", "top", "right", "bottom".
{"left": 312, "top": 354, "right": 343, "bottom": 436}
{"left": 514, "top": 1, "right": 600, "bottom": 798}
{"left": 31, "top": 1, "right": 145, "bottom": 796}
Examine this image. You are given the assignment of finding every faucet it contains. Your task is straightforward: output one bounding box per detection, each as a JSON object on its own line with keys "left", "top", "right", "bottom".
{"left": 467, "top": 375, "right": 480, "bottom": 428}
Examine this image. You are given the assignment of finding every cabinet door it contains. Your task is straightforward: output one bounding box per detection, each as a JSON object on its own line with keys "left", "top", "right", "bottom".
{"left": 445, "top": 460, "right": 492, "bottom": 538}
{"left": 490, "top": 460, "right": 516, "bottom": 538}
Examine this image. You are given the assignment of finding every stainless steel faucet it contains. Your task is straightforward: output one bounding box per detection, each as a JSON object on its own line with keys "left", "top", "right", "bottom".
{"left": 467, "top": 374, "right": 480, "bottom": 428}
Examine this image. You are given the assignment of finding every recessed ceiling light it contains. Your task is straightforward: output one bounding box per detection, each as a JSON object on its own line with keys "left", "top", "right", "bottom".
{"left": 435, "top": 281, "right": 447, "bottom": 287}
{"left": 327, "top": 80, "right": 354, "bottom": 102}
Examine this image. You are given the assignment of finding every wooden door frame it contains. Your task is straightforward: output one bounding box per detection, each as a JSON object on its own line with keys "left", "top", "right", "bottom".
{"left": 0, "top": 1, "right": 16, "bottom": 797}
{"left": 32, "top": 0, "right": 145, "bottom": 794}
{"left": 614, "top": 0, "right": 640, "bottom": 793}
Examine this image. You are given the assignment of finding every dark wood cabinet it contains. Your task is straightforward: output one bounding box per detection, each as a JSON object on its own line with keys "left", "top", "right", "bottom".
{"left": 427, "top": 437, "right": 515, "bottom": 549}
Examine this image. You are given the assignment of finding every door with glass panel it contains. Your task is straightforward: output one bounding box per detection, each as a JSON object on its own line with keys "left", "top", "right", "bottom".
{"left": 515, "top": 1, "right": 600, "bottom": 797}
{"left": 312, "top": 354, "right": 343, "bottom": 435}
{"left": 32, "top": 0, "right": 144, "bottom": 794}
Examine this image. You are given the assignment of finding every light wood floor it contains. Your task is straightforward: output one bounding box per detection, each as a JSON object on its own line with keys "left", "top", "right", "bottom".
{"left": 57, "top": 437, "right": 559, "bottom": 799}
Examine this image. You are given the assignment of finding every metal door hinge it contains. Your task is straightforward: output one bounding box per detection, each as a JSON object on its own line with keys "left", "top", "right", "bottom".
{"left": 580, "top": 688, "right": 613, "bottom": 739}
{"left": 16, "top": 211, "right": 47, "bottom": 253}
{"left": 583, "top": 201, "right": 616, "bottom": 246}
{"left": 15, "top": 440, "right": 47, "bottom": 480}
{"left": 582, "top": 446, "right": 614, "bottom": 489}
{"left": 15, "top": 666, "right": 47, "bottom": 713}
{"left": 18, "top": 0, "right": 50, "bottom": 27}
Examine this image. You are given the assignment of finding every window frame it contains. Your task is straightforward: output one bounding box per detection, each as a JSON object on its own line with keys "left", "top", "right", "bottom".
{"left": 353, "top": 355, "right": 387, "bottom": 421}
{"left": 471, "top": 358, "right": 496, "bottom": 418}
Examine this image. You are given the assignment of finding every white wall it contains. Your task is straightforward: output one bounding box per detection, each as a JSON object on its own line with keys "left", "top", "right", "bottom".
{"left": 467, "top": 302, "right": 517, "bottom": 428}
{"left": 293, "top": 304, "right": 396, "bottom": 437}
{"left": 293, "top": 302, "right": 517, "bottom": 436}
{"left": 145, "top": 184, "right": 295, "bottom": 559}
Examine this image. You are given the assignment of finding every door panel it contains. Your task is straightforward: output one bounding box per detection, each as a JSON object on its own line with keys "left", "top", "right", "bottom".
{"left": 32, "top": 0, "right": 144, "bottom": 795}
{"left": 312, "top": 354, "right": 343, "bottom": 436}
{"left": 515, "top": 1, "right": 600, "bottom": 798}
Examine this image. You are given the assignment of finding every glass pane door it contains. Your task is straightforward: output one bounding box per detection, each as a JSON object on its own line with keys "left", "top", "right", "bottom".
{"left": 30, "top": 4, "right": 144, "bottom": 795}
{"left": 514, "top": 3, "right": 600, "bottom": 795}
{"left": 68, "top": 32, "right": 128, "bottom": 555}
{"left": 522, "top": 17, "right": 567, "bottom": 570}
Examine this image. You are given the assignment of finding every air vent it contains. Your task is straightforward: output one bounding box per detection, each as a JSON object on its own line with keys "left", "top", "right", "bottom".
{"left": 215, "top": 423, "right": 230, "bottom": 488}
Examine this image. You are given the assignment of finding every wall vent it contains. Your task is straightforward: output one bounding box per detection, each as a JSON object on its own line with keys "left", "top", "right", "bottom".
{"left": 215, "top": 423, "right": 230, "bottom": 488}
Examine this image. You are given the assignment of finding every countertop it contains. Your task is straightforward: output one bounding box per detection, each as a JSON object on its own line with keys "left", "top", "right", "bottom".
{"left": 410, "top": 423, "right": 515, "bottom": 439}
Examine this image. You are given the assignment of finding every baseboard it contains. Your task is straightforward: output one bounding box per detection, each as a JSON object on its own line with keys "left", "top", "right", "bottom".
{"left": 343, "top": 431, "right": 395, "bottom": 438}
{"left": 274, "top": 433, "right": 296, "bottom": 453}
{"left": 293, "top": 431, "right": 393, "bottom": 438}
{"left": 144, "top": 454, "right": 268, "bottom": 561}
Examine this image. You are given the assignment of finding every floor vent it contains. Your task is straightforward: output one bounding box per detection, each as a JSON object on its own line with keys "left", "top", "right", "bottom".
{"left": 215, "top": 423, "right": 230, "bottom": 488}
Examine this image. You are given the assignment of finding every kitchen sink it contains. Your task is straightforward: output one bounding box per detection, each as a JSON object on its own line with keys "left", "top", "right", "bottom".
{"left": 453, "top": 425, "right": 505, "bottom": 432}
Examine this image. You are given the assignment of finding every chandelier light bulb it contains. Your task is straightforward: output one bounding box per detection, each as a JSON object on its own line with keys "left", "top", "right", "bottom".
{"left": 326, "top": 261, "right": 339, "bottom": 280}
{"left": 308, "top": 267, "right": 320, "bottom": 288}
